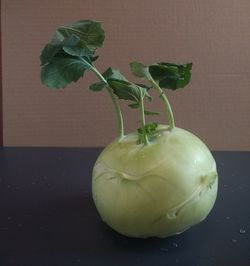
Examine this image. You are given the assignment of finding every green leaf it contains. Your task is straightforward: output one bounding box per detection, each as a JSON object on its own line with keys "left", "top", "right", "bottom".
{"left": 78, "top": 57, "right": 93, "bottom": 69}
{"left": 40, "top": 36, "right": 88, "bottom": 66}
{"left": 138, "top": 122, "right": 158, "bottom": 134}
{"left": 52, "top": 20, "right": 105, "bottom": 50}
{"left": 137, "top": 122, "right": 159, "bottom": 143}
{"left": 102, "top": 68, "right": 128, "bottom": 82}
{"left": 40, "top": 20, "right": 105, "bottom": 67}
{"left": 40, "top": 55, "right": 89, "bottom": 89}
{"left": 40, "top": 43, "right": 62, "bottom": 66}
{"left": 129, "top": 61, "right": 192, "bottom": 90}
{"left": 149, "top": 63, "right": 192, "bottom": 90}
{"left": 128, "top": 103, "right": 158, "bottom": 115}
{"left": 144, "top": 110, "right": 160, "bottom": 115}
{"left": 108, "top": 79, "right": 152, "bottom": 102}
{"left": 40, "top": 34, "right": 82, "bottom": 66}
{"left": 135, "top": 83, "right": 151, "bottom": 90}
{"left": 143, "top": 88, "right": 152, "bottom": 101}
{"left": 91, "top": 55, "right": 99, "bottom": 62}
{"left": 63, "top": 40, "right": 93, "bottom": 57}
{"left": 108, "top": 79, "right": 142, "bottom": 102}
{"left": 130, "top": 61, "right": 149, "bottom": 78}
{"left": 128, "top": 103, "right": 139, "bottom": 109}
{"left": 88, "top": 68, "right": 127, "bottom": 93}
{"left": 148, "top": 64, "right": 176, "bottom": 80}
{"left": 89, "top": 82, "right": 106, "bottom": 92}
{"left": 135, "top": 83, "right": 153, "bottom": 101}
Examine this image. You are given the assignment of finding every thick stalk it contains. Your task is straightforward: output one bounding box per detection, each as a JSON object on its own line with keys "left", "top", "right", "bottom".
{"left": 148, "top": 77, "right": 175, "bottom": 130}
{"left": 139, "top": 94, "right": 149, "bottom": 145}
{"left": 81, "top": 59, "right": 124, "bottom": 139}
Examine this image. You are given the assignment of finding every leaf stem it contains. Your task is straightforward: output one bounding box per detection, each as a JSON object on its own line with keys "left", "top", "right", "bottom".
{"left": 148, "top": 76, "right": 175, "bottom": 130}
{"left": 139, "top": 93, "right": 149, "bottom": 145}
{"left": 105, "top": 85, "right": 125, "bottom": 139}
{"left": 84, "top": 60, "right": 124, "bottom": 139}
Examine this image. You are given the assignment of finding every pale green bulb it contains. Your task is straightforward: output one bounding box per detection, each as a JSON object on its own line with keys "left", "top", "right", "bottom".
{"left": 92, "top": 126, "right": 218, "bottom": 238}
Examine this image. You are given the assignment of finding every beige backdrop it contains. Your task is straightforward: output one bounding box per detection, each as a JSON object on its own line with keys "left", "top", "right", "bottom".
{"left": 2, "top": 0, "right": 250, "bottom": 150}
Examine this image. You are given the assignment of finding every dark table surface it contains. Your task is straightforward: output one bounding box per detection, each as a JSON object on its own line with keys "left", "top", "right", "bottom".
{"left": 0, "top": 148, "right": 249, "bottom": 266}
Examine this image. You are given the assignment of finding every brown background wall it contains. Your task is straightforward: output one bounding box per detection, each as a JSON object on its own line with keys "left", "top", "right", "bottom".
{"left": 2, "top": 0, "right": 250, "bottom": 150}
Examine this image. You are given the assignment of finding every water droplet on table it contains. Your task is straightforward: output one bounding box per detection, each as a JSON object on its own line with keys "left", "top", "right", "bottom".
{"left": 231, "top": 239, "right": 237, "bottom": 243}
{"left": 239, "top": 229, "right": 246, "bottom": 234}
{"left": 172, "top": 242, "right": 178, "bottom": 247}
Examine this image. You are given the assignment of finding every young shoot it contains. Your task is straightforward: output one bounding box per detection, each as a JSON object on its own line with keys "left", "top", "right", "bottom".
{"left": 107, "top": 79, "right": 154, "bottom": 145}
{"left": 130, "top": 61, "right": 192, "bottom": 130}
{"left": 40, "top": 20, "right": 124, "bottom": 139}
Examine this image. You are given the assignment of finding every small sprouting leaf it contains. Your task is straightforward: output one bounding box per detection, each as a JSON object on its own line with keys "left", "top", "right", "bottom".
{"left": 40, "top": 55, "right": 89, "bottom": 89}
{"left": 128, "top": 103, "right": 139, "bottom": 109}
{"left": 137, "top": 122, "right": 159, "bottom": 143}
{"left": 138, "top": 122, "right": 158, "bottom": 134}
{"left": 130, "top": 61, "right": 149, "bottom": 78}
{"left": 144, "top": 110, "right": 160, "bottom": 115}
{"left": 128, "top": 103, "right": 158, "bottom": 115}
{"left": 89, "top": 82, "right": 106, "bottom": 91}
{"left": 149, "top": 63, "right": 192, "bottom": 90}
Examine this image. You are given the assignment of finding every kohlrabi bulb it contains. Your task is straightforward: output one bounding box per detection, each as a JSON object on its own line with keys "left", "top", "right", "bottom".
{"left": 92, "top": 125, "right": 218, "bottom": 238}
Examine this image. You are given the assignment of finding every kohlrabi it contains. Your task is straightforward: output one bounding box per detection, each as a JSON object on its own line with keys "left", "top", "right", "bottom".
{"left": 40, "top": 20, "right": 218, "bottom": 238}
